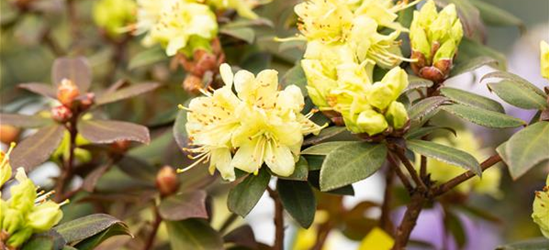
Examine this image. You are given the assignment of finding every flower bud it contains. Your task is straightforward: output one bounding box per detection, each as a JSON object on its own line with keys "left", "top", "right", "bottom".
{"left": 356, "top": 110, "right": 388, "bottom": 136}
{"left": 541, "top": 41, "right": 549, "bottom": 79}
{"left": 0, "top": 125, "right": 19, "bottom": 145}
{"left": 192, "top": 50, "right": 218, "bottom": 77}
{"left": 5, "top": 227, "right": 32, "bottom": 248}
{"left": 110, "top": 140, "right": 131, "bottom": 153}
{"left": 385, "top": 101, "right": 408, "bottom": 129}
{"left": 78, "top": 93, "right": 95, "bottom": 110}
{"left": 2, "top": 208, "right": 24, "bottom": 235}
{"left": 183, "top": 75, "right": 204, "bottom": 95}
{"left": 57, "top": 79, "right": 80, "bottom": 108}
{"left": 368, "top": 67, "right": 408, "bottom": 110}
{"left": 532, "top": 175, "right": 549, "bottom": 238}
{"left": 27, "top": 201, "right": 63, "bottom": 233}
{"left": 156, "top": 166, "right": 180, "bottom": 197}
{"left": 8, "top": 175, "right": 36, "bottom": 213}
{"left": 51, "top": 105, "right": 73, "bottom": 123}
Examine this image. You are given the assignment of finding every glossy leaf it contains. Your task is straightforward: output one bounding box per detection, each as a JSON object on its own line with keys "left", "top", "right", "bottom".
{"left": 303, "top": 126, "right": 347, "bottom": 146}
{"left": 52, "top": 57, "right": 92, "bottom": 92}
{"left": 302, "top": 141, "right": 357, "bottom": 156}
{"left": 441, "top": 104, "right": 525, "bottom": 128}
{"left": 320, "top": 142, "right": 387, "bottom": 191}
{"left": 498, "top": 121, "right": 549, "bottom": 179}
{"left": 220, "top": 27, "right": 255, "bottom": 44}
{"left": 496, "top": 238, "right": 549, "bottom": 250}
{"left": 11, "top": 124, "right": 65, "bottom": 171}
{"left": 95, "top": 82, "right": 160, "bottom": 106}
{"left": 408, "top": 96, "right": 448, "bottom": 126}
{"left": 159, "top": 191, "right": 208, "bottom": 221}
{"left": 166, "top": 219, "right": 223, "bottom": 250}
{"left": 19, "top": 82, "right": 56, "bottom": 98}
{"left": 440, "top": 87, "right": 504, "bottom": 113}
{"left": 128, "top": 46, "right": 166, "bottom": 70}
{"left": 407, "top": 139, "right": 482, "bottom": 176}
{"left": 78, "top": 119, "right": 150, "bottom": 144}
{"left": 277, "top": 179, "right": 316, "bottom": 228}
{"left": 450, "top": 56, "right": 499, "bottom": 77}
{"left": 0, "top": 113, "right": 53, "bottom": 128}
{"left": 228, "top": 169, "right": 270, "bottom": 217}
{"left": 55, "top": 214, "right": 131, "bottom": 244}
{"left": 73, "top": 223, "right": 132, "bottom": 250}
{"left": 487, "top": 80, "right": 547, "bottom": 110}
{"left": 275, "top": 157, "right": 308, "bottom": 181}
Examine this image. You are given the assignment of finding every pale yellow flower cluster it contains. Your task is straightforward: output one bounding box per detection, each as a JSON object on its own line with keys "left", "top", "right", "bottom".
{"left": 180, "top": 64, "right": 324, "bottom": 181}
{"left": 295, "top": 0, "right": 415, "bottom": 135}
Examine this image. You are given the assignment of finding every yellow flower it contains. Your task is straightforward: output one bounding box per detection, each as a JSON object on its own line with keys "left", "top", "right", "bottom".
{"left": 541, "top": 41, "right": 549, "bottom": 79}
{"left": 207, "top": 0, "right": 262, "bottom": 19}
{"left": 418, "top": 131, "right": 502, "bottom": 197}
{"left": 0, "top": 142, "right": 15, "bottom": 187}
{"left": 93, "top": 0, "right": 137, "bottom": 38}
{"left": 532, "top": 175, "right": 549, "bottom": 238}
{"left": 141, "top": 0, "right": 218, "bottom": 56}
{"left": 294, "top": 0, "right": 354, "bottom": 43}
{"left": 181, "top": 64, "right": 324, "bottom": 180}
{"left": 358, "top": 227, "right": 394, "bottom": 250}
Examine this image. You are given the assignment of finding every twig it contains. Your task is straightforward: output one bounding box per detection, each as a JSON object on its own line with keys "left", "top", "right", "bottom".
{"left": 434, "top": 154, "right": 502, "bottom": 196}
{"left": 54, "top": 115, "right": 78, "bottom": 202}
{"left": 392, "top": 192, "right": 426, "bottom": 250}
{"left": 380, "top": 166, "right": 395, "bottom": 235}
{"left": 387, "top": 154, "right": 413, "bottom": 193}
{"left": 420, "top": 155, "right": 427, "bottom": 179}
{"left": 142, "top": 207, "right": 162, "bottom": 250}
{"left": 310, "top": 221, "right": 332, "bottom": 250}
{"left": 267, "top": 186, "right": 284, "bottom": 250}
{"left": 392, "top": 150, "right": 427, "bottom": 191}
{"left": 219, "top": 213, "right": 238, "bottom": 234}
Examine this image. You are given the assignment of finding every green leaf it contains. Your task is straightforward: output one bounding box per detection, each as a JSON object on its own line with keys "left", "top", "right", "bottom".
{"left": 228, "top": 169, "right": 271, "bottom": 217}
{"left": 496, "top": 238, "right": 549, "bottom": 250}
{"left": 95, "top": 82, "right": 159, "bottom": 106}
{"left": 241, "top": 52, "right": 272, "bottom": 74}
{"left": 166, "top": 219, "right": 223, "bottom": 250}
{"left": 458, "top": 38, "right": 507, "bottom": 69}
{"left": 0, "top": 113, "right": 53, "bottom": 128}
{"left": 55, "top": 214, "right": 131, "bottom": 244}
{"left": 78, "top": 119, "right": 150, "bottom": 144}
{"left": 220, "top": 27, "right": 255, "bottom": 44}
{"left": 281, "top": 63, "right": 307, "bottom": 96}
{"left": 404, "top": 126, "right": 457, "bottom": 140}
{"left": 450, "top": 56, "right": 499, "bottom": 77}
{"left": 277, "top": 179, "right": 316, "bottom": 228}
{"left": 304, "top": 155, "right": 324, "bottom": 171}
{"left": 274, "top": 157, "right": 308, "bottom": 181}
{"left": 74, "top": 223, "right": 133, "bottom": 250}
{"left": 407, "top": 139, "right": 481, "bottom": 176}
{"left": 443, "top": 210, "right": 467, "bottom": 248}
{"left": 159, "top": 191, "right": 208, "bottom": 221}
{"left": 11, "top": 124, "right": 65, "bottom": 171}
{"left": 405, "top": 76, "right": 433, "bottom": 93}
{"left": 308, "top": 170, "right": 355, "bottom": 196}
{"left": 128, "top": 46, "right": 166, "bottom": 70}
{"left": 302, "top": 141, "right": 357, "bottom": 156}
{"left": 320, "top": 143, "right": 387, "bottom": 191}
{"left": 21, "top": 230, "right": 66, "bottom": 250}
{"left": 483, "top": 71, "right": 547, "bottom": 98}
{"left": 469, "top": 0, "right": 525, "bottom": 31}
{"left": 441, "top": 104, "right": 525, "bottom": 128}
{"left": 303, "top": 126, "right": 347, "bottom": 146}
{"left": 488, "top": 81, "right": 548, "bottom": 110}
{"left": 408, "top": 96, "right": 449, "bottom": 126}
{"left": 498, "top": 121, "right": 549, "bottom": 179}
{"left": 440, "top": 87, "right": 504, "bottom": 113}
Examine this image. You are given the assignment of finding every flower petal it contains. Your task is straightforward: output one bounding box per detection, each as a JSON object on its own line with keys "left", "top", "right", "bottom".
{"left": 265, "top": 142, "right": 295, "bottom": 177}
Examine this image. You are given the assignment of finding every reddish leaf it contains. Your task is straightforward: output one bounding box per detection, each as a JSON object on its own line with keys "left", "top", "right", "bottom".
{"left": 19, "top": 83, "right": 56, "bottom": 99}
{"left": 52, "top": 57, "right": 92, "bottom": 92}
{"left": 78, "top": 119, "right": 150, "bottom": 144}
{"left": 223, "top": 225, "right": 258, "bottom": 249}
{"left": 95, "top": 82, "right": 160, "bottom": 106}
{"left": 0, "top": 113, "right": 53, "bottom": 128}
{"left": 104, "top": 79, "right": 128, "bottom": 94}
{"left": 11, "top": 125, "right": 65, "bottom": 171}
{"left": 158, "top": 191, "right": 208, "bottom": 221}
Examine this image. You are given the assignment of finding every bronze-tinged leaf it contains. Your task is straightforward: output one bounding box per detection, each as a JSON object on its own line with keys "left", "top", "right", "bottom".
{"left": 82, "top": 164, "right": 111, "bottom": 192}
{"left": 78, "top": 120, "right": 150, "bottom": 144}
{"left": 11, "top": 124, "right": 65, "bottom": 171}
{"left": 19, "top": 83, "right": 56, "bottom": 99}
{"left": 55, "top": 214, "right": 132, "bottom": 244}
{"left": 0, "top": 113, "right": 53, "bottom": 128}
{"left": 95, "top": 82, "right": 160, "bottom": 106}
{"left": 52, "top": 57, "right": 92, "bottom": 92}
{"left": 223, "top": 225, "right": 258, "bottom": 249}
{"left": 158, "top": 191, "right": 208, "bottom": 221}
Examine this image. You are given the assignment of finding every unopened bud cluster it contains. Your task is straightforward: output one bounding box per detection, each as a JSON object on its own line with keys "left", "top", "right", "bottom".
{"left": 51, "top": 79, "right": 94, "bottom": 123}
{"left": 156, "top": 166, "right": 180, "bottom": 197}
{"left": 410, "top": 0, "right": 463, "bottom": 83}
{"left": 1, "top": 145, "right": 65, "bottom": 249}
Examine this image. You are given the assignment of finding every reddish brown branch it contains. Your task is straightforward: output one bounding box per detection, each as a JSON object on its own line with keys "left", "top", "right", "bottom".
{"left": 392, "top": 150, "right": 427, "bottom": 191}
{"left": 267, "top": 186, "right": 285, "bottom": 250}
{"left": 387, "top": 154, "right": 413, "bottom": 193}
{"left": 392, "top": 192, "right": 427, "bottom": 250}
{"left": 142, "top": 208, "right": 162, "bottom": 250}
{"left": 380, "top": 167, "right": 395, "bottom": 235}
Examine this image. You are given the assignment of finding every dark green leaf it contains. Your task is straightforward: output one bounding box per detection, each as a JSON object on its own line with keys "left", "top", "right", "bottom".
{"left": 496, "top": 238, "right": 549, "bottom": 250}
{"left": 440, "top": 87, "right": 504, "bottom": 113}
{"left": 220, "top": 27, "right": 255, "bottom": 44}
{"left": 73, "top": 223, "right": 132, "bottom": 250}
{"left": 18, "top": 82, "right": 56, "bottom": 98}
{"left": 223, "top": 225, "right": 258, "bottom": 249}
{"left": 55, "top": 214, "right": 131, "bottom": 244}
{"left": 303, "top": 126, "right": 347, "bottom": 146}
{"left": 469, "top": 0, "right": 525, "bottom": 31}
{"left": 116, "top": 155, "right": 157, "bottom": 182}
{"left": 277, "top": 179, "right": 316, "bottom": 228}
{"left": 458, "top": 38, "right": 507, "bottom": 69}
{"left": 95, "top": 82, "right": 160, "bottom": 106}
{"left": 275, "top": 157, "right": 308, "bottom": 181}
{"left": 444, "top": 210, "right": 467, "bottom": 248}
{"left": 281, "top": 63, "right": 307, "bottom": 96}
{"left": 241, "top": 52, "right": 272, "bottom": 74}
{"left": 82, "top": 163, "right": 111, "bottom": 192}
{"left": 304, "top": 155, "right": 324, "bottom": 171}
{"left": 441, "top": 104, "right": 525, "bottom": 128}
{"left": 228, "top": 169, "right": 271, "bottom": 217}
{"left": 320, "top": 143, "right": 387, "bottom": 191}
{"left": 52, "top": 57, "right": 92, "bottom": 92}
{"left": 128, "top": 46, "right": 166, "bottom": 70}
{"left": 21, "top": 230, "right": 66, "bottom": 250}
{"left": 159, "top": 191, "right": 208, "bottom": 221}
{"left": 404, "top": 126, "right": 457, "bottom": 140}
{"left": 11, "top": 124, "right": 65, "bottom": 171}
{"left": 407, "top": 139, "right": 481, "bottom": 176}
{"left": 308, "top": 171, "right": 355, "bottom": 196}
{"left": 78, "top": 119, "right": 150, "bottom": 144}
{"left": 450, "top": 56, "right": 499, "bottom": 77}
{"left": 0, "top": 113, "right": 53, "bottom": 128}
{"left": 498, "top": 121, "right": 549, "bottom": 179}
{"left": 408, "top": 96, "right": 449, "bottom": 126}
{"left": 488, "top": 80, "right": 547, "bottom": 110}
{"left": 302, "top": 141, "right": 357, "bottom": 156}
{"left": 166, "top": 219, "right": 223, "bottom": 250}
{"left": 405, "top": 76, "right": 433, "bottom": 92}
